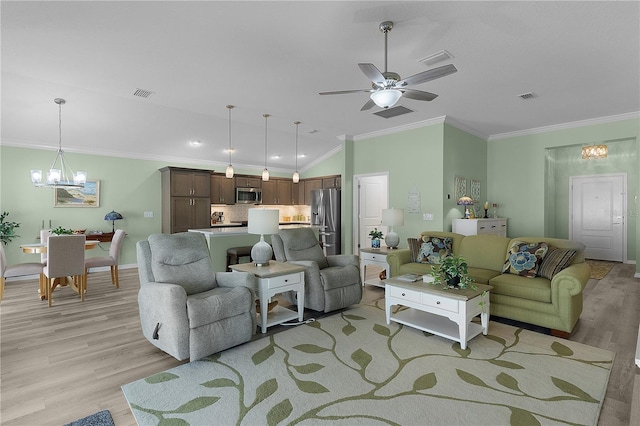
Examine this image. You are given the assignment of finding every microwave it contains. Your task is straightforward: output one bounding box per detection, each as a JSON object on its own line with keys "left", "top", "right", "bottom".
{"left": 236, "top": 187, "right": 262, "bottom": 204}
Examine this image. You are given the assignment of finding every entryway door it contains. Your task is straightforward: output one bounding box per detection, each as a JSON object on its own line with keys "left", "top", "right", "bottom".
{"left": 569, "top": 174, "right": 626, "bottom": 261}
{"left": 353, "top": 173, "right": 388, "bottom": 255}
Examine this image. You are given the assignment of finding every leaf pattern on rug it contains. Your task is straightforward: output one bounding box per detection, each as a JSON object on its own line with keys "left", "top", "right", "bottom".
{"left": 122, "top": 301, "right": 614, "bottom": 426}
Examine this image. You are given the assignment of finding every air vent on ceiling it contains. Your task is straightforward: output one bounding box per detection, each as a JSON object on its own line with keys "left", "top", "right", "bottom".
{"left": 418, "top": 49, "right": 453, "bottom": 67}
{"left": 373, "top": 105, "right": 414, "bottom": 119}
{"left": 133, "top": 88, "right": 154, "bottom": 98}
{"left": 518, "top": 92, "right": 536, "bottom": 100}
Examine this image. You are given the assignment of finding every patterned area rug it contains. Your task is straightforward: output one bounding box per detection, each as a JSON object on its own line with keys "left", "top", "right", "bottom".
{"left": 122, "top": 300, "right": 614, "bottom": 425}
{"left": 586, "top": 259, "right": 617, "bottom": 280}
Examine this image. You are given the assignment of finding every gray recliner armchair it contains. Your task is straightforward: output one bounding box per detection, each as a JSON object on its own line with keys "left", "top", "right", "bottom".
{"left": 271, "top": 227, "right": 362, "bottom": 313}
{"left": 136, "top": 232, "right": 257, "bottom": 361}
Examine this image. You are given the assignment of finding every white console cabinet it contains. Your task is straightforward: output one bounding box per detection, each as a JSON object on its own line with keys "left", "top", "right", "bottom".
{"left": 452, "top": 218, "right": 507, "bottom": 237}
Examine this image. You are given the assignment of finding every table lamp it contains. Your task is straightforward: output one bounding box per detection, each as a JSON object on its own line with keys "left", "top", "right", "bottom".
{"left": 381, "top": 208, "right": 404, "bottom": 249}
{"left": 457, "top": 196, "right": 473, "bottom": 219}
{"left": 248, "top": 208, "right": 280, "bottom": 266}
{"left": 104, "top": 210, "right": 123, "bottom": 232}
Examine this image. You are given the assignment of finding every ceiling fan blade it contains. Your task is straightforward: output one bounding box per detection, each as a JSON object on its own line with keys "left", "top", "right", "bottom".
{"left": 401, "top": 88, "right": 438, "bottom": 101}
{"left": 396, "top": 64, "right": 457, "bottom": 87}
{"left": 358, "top": 63, "right": 386, "bottom": 87}
{"left": 319, "top": 89, "right": 372, "bottom": 95}
{"left": 360, "top": 98, "right": 376, "bottom": 111}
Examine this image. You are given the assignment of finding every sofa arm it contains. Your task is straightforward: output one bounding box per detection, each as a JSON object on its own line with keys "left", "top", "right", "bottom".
{"left": 386, "top": 249, "right": 412, "bottom": 277}
{"left": 551, "top": 262, "right": 590, "bottom": 298}
{"left": 327, "top": 254, "right": 359, "bottom": 268}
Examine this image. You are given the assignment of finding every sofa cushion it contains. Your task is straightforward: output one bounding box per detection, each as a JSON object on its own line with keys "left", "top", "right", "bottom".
{"left": 503, "top": 241, "right": 549, "bottom": 278}
{"left": 489, "top": 273, "right": 551, "bottom": 303}
{"left": 537, "top": 247, "right": 578, "bottom": 279}
{"left": 467, "top": 267, "right": 501, "bottom": 285}
{"left": 408, "top": 236, "right": 452, "bottom": 264}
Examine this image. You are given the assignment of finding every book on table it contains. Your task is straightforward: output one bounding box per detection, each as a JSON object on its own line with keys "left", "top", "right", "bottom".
{"left": 395, "top": 273, "right": 422, "bottom": 282}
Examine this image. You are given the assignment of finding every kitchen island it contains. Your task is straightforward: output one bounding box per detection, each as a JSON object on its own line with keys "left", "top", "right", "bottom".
{"left": 189, "top": 224, "right": 318, "bottom": 272}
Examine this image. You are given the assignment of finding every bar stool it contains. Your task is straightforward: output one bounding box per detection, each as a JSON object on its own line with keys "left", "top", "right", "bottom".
{"left": 226, "top": 246, "right": 253, "bottom": 271}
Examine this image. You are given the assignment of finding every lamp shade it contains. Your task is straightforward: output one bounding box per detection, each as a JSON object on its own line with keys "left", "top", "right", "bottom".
{"left": 381, "top": 208, "right": 404, "bottom": 227}
{"left": 457, "top": 196, "right": 473, "bottom": 206}
{"left": 370, "top": 89, "right": 402, "bottom": 108}
{"left": 104, "top": 210, "right": 123, "bottom": 232}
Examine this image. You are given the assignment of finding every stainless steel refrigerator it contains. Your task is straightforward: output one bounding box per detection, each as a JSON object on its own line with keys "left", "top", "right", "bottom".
{"left": 310, "top": 188, "right": 341, "bottom": 255}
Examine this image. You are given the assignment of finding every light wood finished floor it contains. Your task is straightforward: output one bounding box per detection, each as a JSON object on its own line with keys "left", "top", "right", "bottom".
{"left": 1, "top": 264, "right": 639, "bottom": 425}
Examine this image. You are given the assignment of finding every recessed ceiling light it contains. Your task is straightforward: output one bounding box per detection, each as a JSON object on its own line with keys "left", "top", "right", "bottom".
{"left": 224, "top": 148, "right": 235, "bottom": 153}
{"left": 271, "top": 155, "right": 281, "bottom": 160}
{"left": 298, "top": 154, "right": 306, "bottom": 158}
{"left": 189, "top": 140, "right": 202, "bottom": 147}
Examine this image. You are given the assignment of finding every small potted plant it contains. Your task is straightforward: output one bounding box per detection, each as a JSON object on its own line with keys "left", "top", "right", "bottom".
{"left": 51, "top": 226, "right": 73, "bottom": 235}
{"left": 430, "top": 254, "right": 474, "bottom": 289}
{"left": 368, "top": 228, "right": 384, "bottom": 249}
{"left": 0, "top": 211, "right": 20, "bottom": 246}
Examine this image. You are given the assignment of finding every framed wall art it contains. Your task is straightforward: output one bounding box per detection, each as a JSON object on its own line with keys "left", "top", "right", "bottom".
{"left": 454, "top": 176, "right": 467, "bottom": 200}
{"left": 470, "top": 179, "right": 481, "bottom": 202}
{"left": 54, "top": 180, "right": 100, "bottom": 207}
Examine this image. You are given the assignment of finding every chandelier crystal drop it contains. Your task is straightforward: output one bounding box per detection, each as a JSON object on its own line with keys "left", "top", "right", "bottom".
{"left": 31, "top": 98, "right": 87, "bottom": 188}
{"left": 225, "top": 105, "right": 234, "bottom": 178}
{"left": 262, "top": 113, "right": 270, "bottom": 182}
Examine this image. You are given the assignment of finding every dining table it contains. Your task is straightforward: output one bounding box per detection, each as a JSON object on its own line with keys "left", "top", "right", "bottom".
{"left": 19, "top": 240, "right": 99, "bottom": 300}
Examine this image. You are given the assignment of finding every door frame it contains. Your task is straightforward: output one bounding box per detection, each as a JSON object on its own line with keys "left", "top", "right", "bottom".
{"left": 569, "top": 173, "right": 627, "bottom": 262}
{"left": 352, "top": 172, "right": 389, "bottom": 255}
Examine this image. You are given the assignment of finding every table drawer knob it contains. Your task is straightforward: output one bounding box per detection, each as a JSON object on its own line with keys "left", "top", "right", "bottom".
{"left": 402, "top": 292, "right": 406, "bottom": 296}
{"left": 436, "top": 301, "right": 441, "bottom": 304}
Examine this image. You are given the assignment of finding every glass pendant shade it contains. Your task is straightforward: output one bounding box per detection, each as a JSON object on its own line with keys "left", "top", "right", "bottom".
{"left": 293, "top": 171, "right": 300, "bottom": 183}
{"left": 262, "top": 168, "right": 270, "bottom": 181}
{"left": 226, "top": 105, "right": 234, "bottom": 178}
{"left": 293, "top": 121, "right": 301, "bottom": 183}
{"left": 370, "top": 89, "right": 402, "bottom": 108}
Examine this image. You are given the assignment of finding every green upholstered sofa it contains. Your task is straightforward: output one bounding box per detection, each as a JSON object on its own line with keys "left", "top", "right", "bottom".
{"left": 386, "top": 232, "right": 590, "bottom": 337}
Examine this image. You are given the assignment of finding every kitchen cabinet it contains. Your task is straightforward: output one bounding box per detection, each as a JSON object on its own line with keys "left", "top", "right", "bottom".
{"left": 160, "top": 167, "right": 212, "bottom": 233}
{"left": 235, "top": 177, "right": 261, "bottom": 188}
{"left": 262, "top": 179, "right": 292, "bottom": 205}
{"left": 322, "top": 176, "right": 341, "bottom": 189}
{"left": 303, "top": 179, "right": 322, "bottom": 205}
{"left": 211, "top": 174, "right": 235, "bottom": 204}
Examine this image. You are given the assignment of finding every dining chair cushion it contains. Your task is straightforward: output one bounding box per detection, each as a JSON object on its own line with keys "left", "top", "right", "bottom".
{"left": 148, "top": 232, "right": 216, "bottom": 295}
{"left": 0, "top": 243, "right": 43, "bottom": 278}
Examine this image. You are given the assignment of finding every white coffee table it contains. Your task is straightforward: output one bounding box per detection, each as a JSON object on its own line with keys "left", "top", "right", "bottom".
{"left": 230, "top": 261, "right": 305, "bottom": 333}
{"left": 385, "top": 278, "right": 492, "bottom": 349}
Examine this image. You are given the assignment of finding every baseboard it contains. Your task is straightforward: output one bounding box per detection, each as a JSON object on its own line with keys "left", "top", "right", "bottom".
{"left": 636, "top": 325, "right": 640, "bottom": 368}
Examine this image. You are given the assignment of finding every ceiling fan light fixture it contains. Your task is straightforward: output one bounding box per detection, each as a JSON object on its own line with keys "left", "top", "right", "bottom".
{"left": 371, "top": 89, "right": 402, "bottom": 108}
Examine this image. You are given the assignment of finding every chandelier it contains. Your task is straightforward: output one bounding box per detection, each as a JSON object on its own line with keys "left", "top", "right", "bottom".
{"left": 581, "top": 144, "right": 608, "bottom": 160}
{"left": 30, "top": 98, "right": 87, "bottom": 188}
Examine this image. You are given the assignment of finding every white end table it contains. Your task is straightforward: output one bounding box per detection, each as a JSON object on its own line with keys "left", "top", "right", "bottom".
{"left": 360, "top": 247, "right": 396, "bottom": 287}
{"left": 230, "top": 261, "right": 305, "bottom": 333}
{"left": 385, "top": 279, "right": 492, "bottom": 350}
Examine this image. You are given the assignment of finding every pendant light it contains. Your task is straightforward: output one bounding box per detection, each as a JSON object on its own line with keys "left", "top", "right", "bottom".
{"left": 262, "top": 113, "right": 270, "bottom": 181}
{"left": 225, "top": 105, "right": 234, "bottom": 178}
{"left": 30, "top": 98, "right": 87, "bottom": 188}
{"left": 292, "top": 121, "right": 301, "bottom": 183}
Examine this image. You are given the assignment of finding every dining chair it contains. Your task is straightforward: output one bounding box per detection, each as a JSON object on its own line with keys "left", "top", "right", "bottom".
{"left": 42, "top": 234, "right": 86, "bottom": 306}
{"left": 85, "top": 229, "right": 125, "bottom": 288}
{"left": 40, "top": 229, "right": 52, "bottom": 265}
{"left": 0, "top": 243, "right": 44, "bottom": 302}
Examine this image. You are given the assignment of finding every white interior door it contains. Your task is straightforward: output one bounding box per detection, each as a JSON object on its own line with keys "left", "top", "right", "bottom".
{"left": 353, "top": 174, "right": 388, "bottom": 254}
{"left": 570, "top": 174, "right": 626, "bottom": 261}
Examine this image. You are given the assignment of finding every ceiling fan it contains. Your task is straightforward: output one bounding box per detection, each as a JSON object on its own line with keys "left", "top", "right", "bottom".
{"left": 319, "top": 21, "right": 457, "bottom": 111}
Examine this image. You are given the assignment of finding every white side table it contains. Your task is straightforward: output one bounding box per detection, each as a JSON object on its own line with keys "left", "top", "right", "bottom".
{"left": 360, "top": 247, "right": 396, "bottom": 287}
{"left": 230, "top": 261, "right": 305, "bottom": 333}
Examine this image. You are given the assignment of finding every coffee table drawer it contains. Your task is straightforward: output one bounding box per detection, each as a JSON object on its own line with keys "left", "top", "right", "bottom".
{"left": 388, "top": 286, "right": 421, "bottom": 303}
{"left": 422, "top": 293, "right": 458, "bottom": 313}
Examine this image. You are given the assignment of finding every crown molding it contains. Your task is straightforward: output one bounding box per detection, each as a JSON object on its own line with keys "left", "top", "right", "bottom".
{"left": 352, "top": 116, "right": 446, "bottom": 141}
{"left": 442, "top": 117, "right": 488, "bottom": 139}
{"left": 488, "top": 111, "right": 640, "bottom": 141}
{"left": 300, "top": 143, "right": 343, "bottom": 172}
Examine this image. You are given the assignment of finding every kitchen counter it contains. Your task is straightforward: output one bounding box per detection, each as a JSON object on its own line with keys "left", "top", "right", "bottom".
{"left": 210, "top": 222, "right": 243, "bottom": 228}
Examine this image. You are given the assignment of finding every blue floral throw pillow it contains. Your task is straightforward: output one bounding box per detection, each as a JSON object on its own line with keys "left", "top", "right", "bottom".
{"left": 416, "top": 236, "right": 453, "bottom": 264}
{"left": 502, "top": 241, "right": 549, "bottom": 278}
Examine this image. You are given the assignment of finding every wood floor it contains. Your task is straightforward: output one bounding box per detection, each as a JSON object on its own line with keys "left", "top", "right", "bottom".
{"left": 1, "top": 264, "right": 639, "bottom": 425}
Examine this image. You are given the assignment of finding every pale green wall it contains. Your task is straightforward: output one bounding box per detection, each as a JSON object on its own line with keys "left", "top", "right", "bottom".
{"left": 443, "top": 124, "right": 488, "bottom": 230}
{"left": 488, "top": 117, "right": 639, "bottom": 272}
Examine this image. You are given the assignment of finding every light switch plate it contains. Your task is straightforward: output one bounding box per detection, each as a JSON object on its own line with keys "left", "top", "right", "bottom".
{"left": 423, "top": 213, "right": 434, "bottom": 220}
{"left": 144, "top": 211, "right": 153, "bottom": 218}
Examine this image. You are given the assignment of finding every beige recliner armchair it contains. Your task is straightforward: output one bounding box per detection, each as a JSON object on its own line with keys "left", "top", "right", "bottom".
{"left": 271, "top": 227, "right": 362, "bottom": 313}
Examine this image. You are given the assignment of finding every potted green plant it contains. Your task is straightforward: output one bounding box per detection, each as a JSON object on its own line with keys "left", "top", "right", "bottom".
{"left": 0, "top": 211, "right": 20, "bottom": 246}
{"left": 368, "top": 228, "right": 384, "bottom": 249}
{"left": 430, "top": 254, "right": 475, "bottom": 289}
{"left": 51, "top": 226, "right": 73, "bottom": 235}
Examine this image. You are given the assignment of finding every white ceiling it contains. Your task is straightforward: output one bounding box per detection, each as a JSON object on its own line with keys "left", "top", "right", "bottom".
{"left": 2, "top": 1, "right": 639, "bottom": 174}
